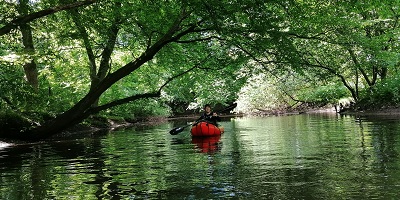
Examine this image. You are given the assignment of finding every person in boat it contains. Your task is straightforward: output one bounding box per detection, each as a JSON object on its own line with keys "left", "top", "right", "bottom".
{"left": 197, "top": 104, "right": 221, "bottom": 126}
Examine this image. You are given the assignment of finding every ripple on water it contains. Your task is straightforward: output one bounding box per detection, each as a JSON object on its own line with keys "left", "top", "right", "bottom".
{"left": 2, "top": 115, "right": 400, "bottom": 199}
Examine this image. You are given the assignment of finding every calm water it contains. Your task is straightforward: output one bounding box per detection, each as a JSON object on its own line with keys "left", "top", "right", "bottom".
{"left": 1, "top": 113, "right": 400, "bottom": 199}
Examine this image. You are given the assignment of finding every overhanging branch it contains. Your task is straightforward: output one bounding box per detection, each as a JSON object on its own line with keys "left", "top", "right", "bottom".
{"left": 88, "top": 92, "right": 161, "bottom": 115}
{"left": 0, "top": 0, "right": 96, "bottom": 36}
{"left": 175, "top": 36, "right": 216, "bottom": 43}
{"left": 85, "top": 55, "right": 210, "bottom": 115}
{"left": 301, "top": 56, "right": 358, "bottom": 101}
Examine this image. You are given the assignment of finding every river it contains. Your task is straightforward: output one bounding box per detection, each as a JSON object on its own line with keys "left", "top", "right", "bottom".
{"left": 1, "top": 113, "right": 400, "bottom": 199}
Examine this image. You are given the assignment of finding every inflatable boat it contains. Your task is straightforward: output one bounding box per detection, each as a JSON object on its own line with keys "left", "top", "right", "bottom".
{"left": 190, "top": 120, "right": 224, "bottom": 137}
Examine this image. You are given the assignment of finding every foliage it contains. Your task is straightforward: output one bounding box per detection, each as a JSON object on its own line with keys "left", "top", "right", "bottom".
{"left": 358, "top": 75, "right": 400, "bottom": 109}
{"left": 1, "top": 0, "right": 400, "bottom": 140}
{"left": 298, "top": 84, "right": 350, "bottom": 106}
{"left": 101, "top": 98, "right": 171, "bottom": 119}
{"left": 236, "top": 74, "right": 288, "bottom": 113}
{"left": 0, "top": 110, "right": 32, "bottom": 134}
{"left": 236, "top": 70, "right": 350, "bottom": 113}
{"left": 234, "top": 0, "right": 400, "bottom": 112}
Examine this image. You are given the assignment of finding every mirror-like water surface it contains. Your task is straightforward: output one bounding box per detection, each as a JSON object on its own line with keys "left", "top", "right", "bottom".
{"left": 1, "top": 113, "right": 400, "bottom": 199}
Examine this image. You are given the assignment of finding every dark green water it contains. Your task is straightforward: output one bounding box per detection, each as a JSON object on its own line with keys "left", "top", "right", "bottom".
{"left": 1, "top": 113, "right": 400, "bottom": 199}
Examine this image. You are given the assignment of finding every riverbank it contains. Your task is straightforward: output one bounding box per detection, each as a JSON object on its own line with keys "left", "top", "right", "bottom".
{"left": 47, "top": 106, "right": 400, "bottom": 141}
{"left": 339, "top": 107, "right": 400, "bottom": 116}
{"left": 243, "top": 106, "right": 400, "bottom": 116}
{"left": 3, "top": 107, "right": 399, "bottom": 142}
{"left": 126, "top": 106, "right": 400, "bottom": 126}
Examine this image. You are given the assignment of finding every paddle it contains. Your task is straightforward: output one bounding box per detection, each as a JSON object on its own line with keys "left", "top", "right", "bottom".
{"left": 169, "top": 103, "right": 237, "bottom": 135}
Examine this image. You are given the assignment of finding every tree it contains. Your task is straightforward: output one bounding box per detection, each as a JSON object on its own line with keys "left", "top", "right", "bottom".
{"left": 18, "top": 0, "right": 39, "bottom": 91}
{"left": 287, "top": 0, "right": 400, "bottom": 102}
{"left": 230, "top": 0, "right": 400, "bottom": 113}
{"left": 0, "top": 0, "right": 271, "bottom": 141}
{"left": 239, "top": 0, "right": 400, "bottom": 105}
{"left": 3, "top": 0, "right": 397, "bottom": 141}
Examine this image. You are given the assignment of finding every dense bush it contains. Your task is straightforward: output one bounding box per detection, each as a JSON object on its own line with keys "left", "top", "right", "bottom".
{"left": 299, "top": 84, "right": 350, "bottom": 107}
{"left": 357, "top": 76, "right": 400, "bottom": 109}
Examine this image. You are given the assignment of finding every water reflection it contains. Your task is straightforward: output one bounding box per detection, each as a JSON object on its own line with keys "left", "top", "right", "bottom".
{"left": 192, "top": 135, "right": 222, "bottom": 153}
{"left": 1, "top": 114, "right": 400, "bottom": 199}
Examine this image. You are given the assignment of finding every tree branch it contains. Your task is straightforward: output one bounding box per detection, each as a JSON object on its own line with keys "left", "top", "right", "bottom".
{"left": 86, "top": 55, "right": 210, "bottom": 115}
{"left": 89, "top": 92, "right": 161, "bottom": 115}
{"left": 287, "top": 31, "right": 328, "bottom": 40}
{"left": 347, "top": 48, "right": 372, "bottom": 86}
{"left": 97, "top": 2, "right": 121, "bottom": 87}
{"left": 0, "top": 0, "right": 96, "bottom": 36}
{"left": 175, "top": 36, "right": 216, "bottom": 43}
{"left": 301, "top": 57, "right": 359, "bottom": 101}
{"left": 69, "top": 10, "right": 97, "bottom": 83}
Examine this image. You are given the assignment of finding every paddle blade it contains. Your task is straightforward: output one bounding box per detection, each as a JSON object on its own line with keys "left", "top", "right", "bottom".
{"left": 169, "top": 126, "right": 185, "bottom": 135}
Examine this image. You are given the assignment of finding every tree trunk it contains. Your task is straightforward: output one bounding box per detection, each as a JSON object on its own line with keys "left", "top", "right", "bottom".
{"left": 19, "top": 0, "right": 39, "bottom": 91}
